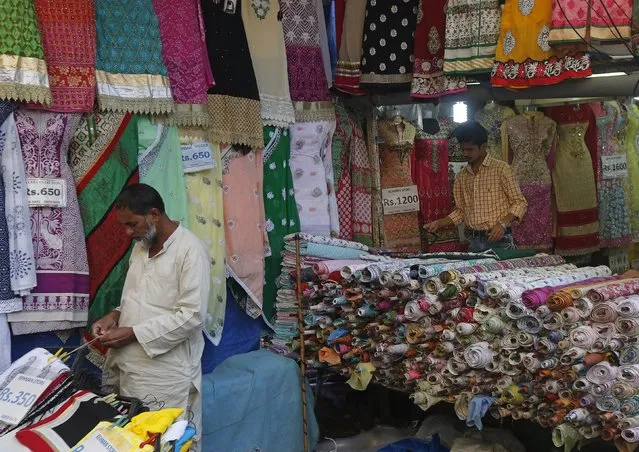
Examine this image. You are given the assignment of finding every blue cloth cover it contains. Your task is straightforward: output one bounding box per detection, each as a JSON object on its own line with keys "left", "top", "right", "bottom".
{"left": 378, "top": 434, "right": 449, "bottom": 452}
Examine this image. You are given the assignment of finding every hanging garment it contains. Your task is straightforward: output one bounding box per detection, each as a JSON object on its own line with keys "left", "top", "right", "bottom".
{"left": 502, "top": 112, "right": 556, "bottom": 250}
{"left": 333, "top": 104, "right": 354, "bottom": 240}
{"left": 0, "top": 111, "right": 37, "bottom": 300}
{"left": 359, "top": 0, "right": 420, "bottom": 89}
{"left": 202, "top": 0, "right": 263, "bottom": 149}
{"left": 33, "top": 0, "right": 96, "bottom": 112}
{"left": 262, "top": 127, "right": 300, "bottom": 322}
{"left": 280, "top": 0, "right": 335, "bottom": 122}
{"left": 549, "top": 0, "right": 632, "bottom": 43}
{"left": 627, "top": 104, "right": 639, "bottom": 241}
{"left": 222, "top": 147, "right": 269, "bottom": 319}
{"left": 334, "top": 0, "right": 367, "bottom": 94}
{"left": 137, "top": 117, "right": 189, "bottom": 228}
{"left": 152, "top": 0, "right": 214, "bottom": 126}
{"left": 378, "top": 118, "right": 421, "bottom": 251}
{"left": 9, "top": 112, "right": 88, "bottom": 334}
{"left": 179, "top": 127, "right": 226, "bottom": 345}
{"left": 289, "top": 122, "right": 338, "bottom": 237}
{"left": 351, "top": 115, "right": 373, "bottom": 246}
{"left": 547, "top": 104, "right": 600, "bottom": 255}
{"left": 316, "top": 0, "right": 333, "bottom": 90}
{"left": 474, "top": 103, "right": 516, "bottom": 161}
{"left": 592, "top": 101, "right": 633, "bottom": 248}
{"left": 411, "top": 124, "right": 462, "bottom": 252}
{"left": 410, "top": 0, "right": 466, "bottom": 99}
{"left": 0, "top": 315, "right": 8, "bottom": 372}
{"left": 241, "top": 0, "right": 295, "bottom": 128}
{"left": 69, "top": 112, "right": 138, "bottom": 327}
{"left": 94, "top": 0, "right": 173, "bottom": 114}
{"left": 443, "top": 0, "right": 501, "bottom": 74}
{"left": 0, "top": 0, "right": 50, "bottom": 105}
{"left": 491, "top": 0, "right": 591, "bottom": 87}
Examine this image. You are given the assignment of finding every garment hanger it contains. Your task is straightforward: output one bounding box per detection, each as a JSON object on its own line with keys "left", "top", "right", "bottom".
{"left": 485, "top": 99, "right": 497, "bottom": 110}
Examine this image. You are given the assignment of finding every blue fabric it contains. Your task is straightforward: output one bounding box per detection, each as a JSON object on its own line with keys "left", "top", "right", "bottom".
{"left": 466, "top": 395, "right": 496, "bottom": 431}
{"left": 11, "top": 331, "right": 82, "bottom": 363}
{"left": 201, "top": 350, "right": 319, "bottom": 452}
{"left": 306, "top": 242, "right": 366, "bottom": 259}
{"left": 202, "top": 286, "right": 263, "bottom": 374}
{"left": 378, "top": 435, "right": 448, "bottom": 452}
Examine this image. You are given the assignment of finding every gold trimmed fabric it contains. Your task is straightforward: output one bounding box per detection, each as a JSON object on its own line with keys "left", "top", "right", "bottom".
{"left": 294, "top": 101, "right": 336, "bottom": 123}
{"left": 95, "top": 70, "right": 174, "bottom": 115}
{"left": 0, "top": 55, "right": 51, "bottom": 105}
{"left": 207, "top": 95, "right": 263, "bottom": 149}
{"left": 158, "top": 104, "right": 210, "bottom": 127}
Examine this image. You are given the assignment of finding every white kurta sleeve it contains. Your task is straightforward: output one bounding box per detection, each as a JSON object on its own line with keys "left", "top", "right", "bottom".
{"left": 133, "top": 245, "right": 210, "bottom": 358}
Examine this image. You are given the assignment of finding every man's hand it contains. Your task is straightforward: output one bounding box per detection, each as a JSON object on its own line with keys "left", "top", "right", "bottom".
{"left": 98, "top": 327, "right": 136, "bottom": 349}
{"left": 424, "top": 220, "right": 441, "bottom": 233}
{"left": 488, "top": 222, "right": 505, "bottom": 242}
{"left": 91, "top": 311, "right": 120, "bottom": 337}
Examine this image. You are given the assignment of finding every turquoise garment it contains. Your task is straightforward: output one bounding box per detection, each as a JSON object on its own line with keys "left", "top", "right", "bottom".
{"left": 305, "top": 242, "right": 367, "bottom": 259}
{"left": 137, "top": 117, "right": 189, "bottom": 227}
{"left": 95, "top": 0, "right": 168, "bottom": 75}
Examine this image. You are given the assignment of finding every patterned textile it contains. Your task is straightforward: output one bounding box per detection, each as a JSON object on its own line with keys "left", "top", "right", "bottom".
{"left": 69, "top": 112, "right": 137, "bottom": 326}
{"left": 222, "top": 147, "right": 269, "bottom": 318}
{"left": 33, "top": 0, "right": 96, "bottom": 112}
{"left": 263, "top": 127, "right": 300, "bottom": 322}
{"left": 333, "top": 104, "right": 353, "bottom": 240}
{"left": 285, "top": 232, "right": 369, "bottom": 251}
{"left": 626, "top": 104, "right": 639, "bottom": 241}
{"left": 549, "top": 0, "right": 632, "bottom": 42}
{"left": 350, "top": 116, "right": 373, "bottom": 245}
{"left": 8, "top": 111, "right": 89, "bottom": 331}
{"left": 94, "top": 0, "right": 173, "bottom": 114}
{"left": 334, "top": 0, "right": 367, "bottom": 94}
{"left": 443, "top": 0, "right": 501, "bottom": 74}
{"left": 592, "top": 102, "right": 632, "bottom": 248}
{"left": 586, "top": 279, "right": 639, "bottom": 303}
{"left": 410, "top": 0, "right": 466, "bottom": 99}
{"left": 152, "top": 0, "right": 214, "bottom": 126}
{"left": 367, "top": 114, "right": 383, "bottom": 247}
{"left": 241, "top": 0, "right": 295, "bottom": 128}
{"left": 448, "top": 155, "right": 528, "bottom": 231}
{"left": 359, "top": 0, "right": 419, "bottom": 89}
{"left": 180, "top": 127, "right": 226, "bottom": 344}
{"left": 503, "top": 112, "right": 556, "bottom": 250}
{"left": 547, "top": 104, "right": 600, "bottom": 256}
{"left": 280, "top": 0, "right": 335, "bottom": 122}
{"left": 474, "top": 103, "right": 516, "bottom": 161}
{"left": 0, "top": 0, "right": 50, "bottom": 104}
{"left": 0, "top": 111, "right": 36, "bottom": 300}
{"left": 202, "top": 0, "right": 263, "bottom": 149}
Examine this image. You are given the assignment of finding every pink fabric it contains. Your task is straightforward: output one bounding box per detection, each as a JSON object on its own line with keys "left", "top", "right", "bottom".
{"left": 152, "top": 0, "right": 214, "bottom": 104}
{"left": 522, "top": 276, "right": 617, "bottom": 308}
{"left": 587, "top": 279, "right": 639, "bottom": 303}
{"left": 350, "top": 118, "right": 373, "bottom": 245}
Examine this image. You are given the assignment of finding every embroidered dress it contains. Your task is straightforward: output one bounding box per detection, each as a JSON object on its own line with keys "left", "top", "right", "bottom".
{"left": 333, "top": 104, "right": 354, "bottom": 240}
{"left": 491, "top": 0, "right": 591, "bottom": 87}
{"left": 0, "top": 0, "right": 51, "bottom": 105}
{"left": 180, "top": 127, "right": 226, "bottom": 345}
{"left": 334, "top": 0, "right": 367, "bottom": 94}
{"left": 359, "top": 0, "right": 420, "bottom": 89}
{"left": 546, "top": 104, "right": 600, "bottom": 255}
{"left": 474, "top": 103, "right": 516, "bottom": 161}
{"left": 625, "top": 104, "right": 639, "bottom": 241}
{"left": 280, "top": 0, "right": 335, "bottom": 122}
{"left": 8, "top": 111, "right": 89, "bottom": 331}
{"left": 33, "top": 0, "right": 96, "bottom": 112}
{"left": 351, "top": 115, "right": 373, "bottom": 246}
{"left": 262, "top": 127, "right": 300, "bottom": 321}
{"left": 152, "top": 0, "right": 214, "bottom": 126}
{"left": 502, "top": 112, "right": 556, "bottom": 250}
{"left": 69, "top": 112, "right": 138, "bottom": 326}
{"left": 241, "top": 0, "right": 295, "bottom": 128}
{"left": 593, "top": 101, "right": 632, "bottom": 248}
{"left": 137, "top": 117, "right": 189, "bottom": 228}
{"left": 202, "top": 0, "right": 263, "bottom": 149}
{"left": 410, "top": 0, "right": 466, "bottom": 98}
{"left": 443, "top": 0, "right": 501, "bottom": 74}
{"left": 549, "top": 0, "right": 632, "bottom": 43}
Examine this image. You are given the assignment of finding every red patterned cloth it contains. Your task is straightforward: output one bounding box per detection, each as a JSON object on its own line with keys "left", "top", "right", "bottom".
{"left": 33, "top": 0, "right": 96, "bottom": 112}
{"left": 351, "top": 117, "right": 372, "bottom": 246}
{"left": 334, "top": 105, "right": 353, "bottom": 240}
{"left": 587, "top": 279, "right": 639, "bottom": 303}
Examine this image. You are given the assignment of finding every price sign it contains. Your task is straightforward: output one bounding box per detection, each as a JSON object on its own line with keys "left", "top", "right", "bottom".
{"left": 0, "top": 373, "right": 52, "bottom": 425}
{"left": 26, "top": 178, "right": 66, "bottom": 208}
{"left": 71, "top": 428, "right": 134, "bottom": 452}
{"left": 382, "top": 185, "right": 420, "bottom": 215}
{"left": 602, "top": 155, "right": 628, "bottom": 179}
{"left": 181, "top": 141, "right": 215, "bottom": 173}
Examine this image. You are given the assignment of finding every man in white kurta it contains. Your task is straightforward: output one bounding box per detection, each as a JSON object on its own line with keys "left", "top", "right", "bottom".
{"left": 92, "top": 184, "right": 210, "bottom": 451}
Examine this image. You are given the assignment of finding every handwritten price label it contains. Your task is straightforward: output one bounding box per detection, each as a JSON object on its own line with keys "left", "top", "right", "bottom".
{"left": 181, "top": 141, "right": 215, "bottom": 174}
{"left": 26, "top": 178, "right": 67, "bottom": 208}
{"left": 0, "top": 373, "right": 52, "bottom": 425}
{"left": 602, "top": 155, "right": 628, "bottom": 179}
{"left": 382, "top": 185, "right": 420, "bottom": 215}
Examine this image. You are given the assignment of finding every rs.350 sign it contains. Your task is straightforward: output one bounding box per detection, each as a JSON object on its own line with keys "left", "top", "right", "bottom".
{"left": 26, "top": 178, "right": 67, "bottom": 208}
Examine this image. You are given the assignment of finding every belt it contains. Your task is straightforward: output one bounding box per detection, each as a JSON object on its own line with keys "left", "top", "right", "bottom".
{"left": 468, "top": 227, "right": 512, "bottom": 238}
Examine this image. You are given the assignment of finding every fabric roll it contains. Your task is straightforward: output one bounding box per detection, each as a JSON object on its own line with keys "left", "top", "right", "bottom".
{"left": 590, "top": 302, "right": 618, "bottom": 323}
{"left": 617, "top": 297, "right": 639, "bottom": 317}
{"left": 587, "top": 361, "right": 619, "bottom": 384}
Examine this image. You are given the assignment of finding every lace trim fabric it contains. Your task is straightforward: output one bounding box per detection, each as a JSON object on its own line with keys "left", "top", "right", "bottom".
{"left": 260, "top": 93, "right": 296, "bottom": 128}
{"left": 97, "top": 94, "right": 175, "bottom": 115}
{"left": 159, "top": 104, "right": 210, "bottom": 127}
{"left": 294, "top": 101, "right": 337, "bottom": 123}
{"left": 207, "top": 94, "right": 263, "bottom": 149}
{"left": 0, "top": 83, "right": 51, "bottom": 106}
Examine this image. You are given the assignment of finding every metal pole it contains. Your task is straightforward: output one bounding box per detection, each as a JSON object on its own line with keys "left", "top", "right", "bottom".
{"left": 295, "top": 235, "right": 309, "bottom": 452}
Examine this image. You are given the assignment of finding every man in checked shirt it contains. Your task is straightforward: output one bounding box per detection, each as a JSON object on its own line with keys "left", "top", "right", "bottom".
{"left": 425, "top": 121, "right": 528, "bottom": 253}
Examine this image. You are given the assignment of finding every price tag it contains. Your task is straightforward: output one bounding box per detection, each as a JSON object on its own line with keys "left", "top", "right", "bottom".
{"left": 602, "top": 155, "right": 628, "bottom": 179}
{"left": 449, "top": 162, "right": 467, "bottom": 177}
{"left": 71, "top": 428, "right": 134, "bottom": 452}
{"left": 382, "top": 185, "right": 420, "bottom": 215}
{"left": 181, "top": 141, "right": 216, "bottom": 174}
{"left": 26, "top": 178, "right": 67, "bottom": 208}
{"left": 0, "top": 373, "right": 52, "bottom": 425}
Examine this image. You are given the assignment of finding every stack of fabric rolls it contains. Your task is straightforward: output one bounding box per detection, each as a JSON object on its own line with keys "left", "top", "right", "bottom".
{"left": 265, "top": 233, "right": 639, "bottom": 447}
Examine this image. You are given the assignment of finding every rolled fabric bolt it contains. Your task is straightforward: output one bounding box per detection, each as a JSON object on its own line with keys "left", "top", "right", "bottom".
{"left": 375, "top": 300, "right": 393, "bottom": 311}
{"left": 542, "top": 312, "right": 564, "bottom": 330}
{"left": 508, "top": 352, "right": 524, "bottom": 366}
{"left": 590, "top": 302, "right": 618, "bottom": 323}
{"left": 517, "top": 316, "right": 542, "bottom": 334}
{"left": 485, "top": 361, "right": 500, "bottom": 373}
{"left": 418, "top": 297, "right": 432, "bottom": 311}
{"left": 597, "top": 395, "right": 621, "bottom": 412}
{"left": 601, "top": 428, "right": 619, "bottom": 441}
{"left": 573, "top": 298, "right": 593, "bottom": 319}
{"left": 483, "top": 316, "right": 507, "bottom": 334}
{"left": 318, "top": 316, "right": 333, "bottom": 328}
{"left": 558, "top": 389, "right": 573, "bottom": 400}
{"left": 619, "top": 417, "right": 639, "bottom": 430}
{"left": 405, "top": 369, "right": 422, "bottom": 381}
{"left": 573, "top": 378, "right": 592, "bottom": 392}
{"left": 622, "top": 427, "right": 639, "bottom": 442}
{"left": 579, "top": 425, "right": 602, "bottom": 439}
{"left": 572, "top": 363, "right": 586, "bottom": 374}
{"left": 440, "top": 329, "right": 456, "bottom": 341}
{"left": 610, "top": 338, "right": 626, "bottom": 352}
{"left": 620, "top": 365, "right": 639, "bottom": 386}
{"left": 621, "top": 346, "right": 639, "bottom": 365}
{"left": 548, "top": 330, "right": 564, "bottom": 343}
{"left": 424, "top": 277, "right": 443, "bottom": 294}
{"left": 570, "top": 325, "right": 598, "bottom": 349}
{"left": 541, "top": 358, "right": 558, "bottom": 369}
{"left": 552, "top": 423, "right": 582, "bottom": 451}
{"left": 501, "top": 333, "right": 520, "bottom": 350}
{"left": 580, "top": 394, "right": 596, "bottom": 407}
{"left": 621, "top": 396, "right": 639, "bottom": 416}
{"left": 617, "top": 317, "right": 639, "bottom": 337}
{"left": 505, "top": 301, "right": 528, "bottom": 319}
{"left": 545, "top": 380, "right": 562, "bottom": 393}
{"left": 617, "top": 297, "right": 639, "bottom": 316}
{"left": 357, "top": 304, "right": 377, "bottom": 317}
{"left": 332, "top": 296, "right": 348, "bottom": 306}
{"left": 561, "top": 306, "right": 581, "bottom": 324}
{"left": 456, "top": 322, "right": 478, "bottom": 336}
{"left": 586, "top": 361, "right": 619, "bottom": 384}
{"left": 404, "top": 301, "right": 427, "bottom": 321}
{"left": 428, "top": 301, "right": 443, "bottom": 315}
{"left": 464, "top": 341, "right": 494, "bottom": 369}
{"left": 517, "top": 332, "right": 535, "bottom": 348}
{"left": 334, "top": 343, "right": 352, "bottom": 355}
{"left": 594, "top": 381, "right": 614, "bottom": 396}
{"left": 437, "top": 341, "right": 455, "bottom": 354}
{"left": 536, "top": 305, "right": 552, "bottom": 319}
{"left": 614, "top": 381, "right": 639, "bottom": 398}
{"left": 523, "top": 353, "right": 541, "bottom": 372}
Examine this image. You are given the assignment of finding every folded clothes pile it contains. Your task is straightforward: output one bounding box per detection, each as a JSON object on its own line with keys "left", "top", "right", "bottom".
{"left": 266, "top": 233, "right": 639, "bottom": 447}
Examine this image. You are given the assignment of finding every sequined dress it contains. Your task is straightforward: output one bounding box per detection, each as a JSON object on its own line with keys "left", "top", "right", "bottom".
{"left": 502, "top": 112, "right": 556, "bottom": 249}
{"left": 474, "top": 103, "right": 515, "bottom": 161}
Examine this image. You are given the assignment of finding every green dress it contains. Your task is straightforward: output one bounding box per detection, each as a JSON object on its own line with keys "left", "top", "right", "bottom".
{"left": 262, "top": 127, "right": 300, "bottom": 322}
